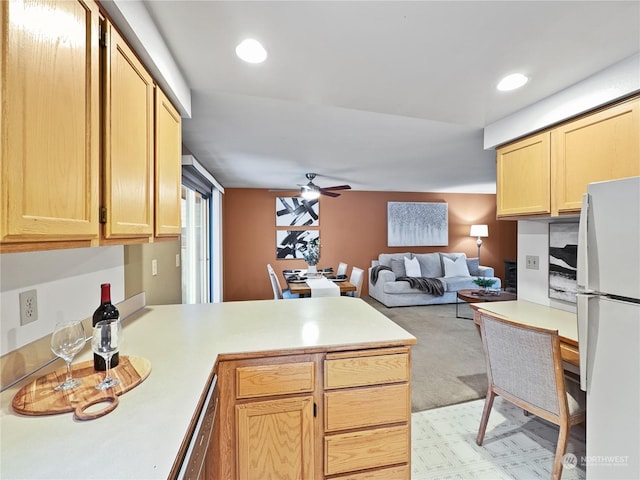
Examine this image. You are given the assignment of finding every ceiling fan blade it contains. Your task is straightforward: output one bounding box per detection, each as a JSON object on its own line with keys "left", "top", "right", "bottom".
{"left": 322, "top": 185, "right": 351, "bottom": 191}
{"left": 320, "top": 190, "right": 341, "bottom": 197}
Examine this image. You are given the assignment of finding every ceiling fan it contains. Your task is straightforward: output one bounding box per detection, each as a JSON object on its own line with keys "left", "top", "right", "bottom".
{"left": 272, "top": 173, "right": 352, "bottom": 199}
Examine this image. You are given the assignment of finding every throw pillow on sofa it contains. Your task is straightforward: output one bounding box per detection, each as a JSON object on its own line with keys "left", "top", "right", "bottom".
{"left": 466, "top": 257, "right": 480, "bottom": 276}
{"left": 404, "top": 256, "right": 422, "bottom": 277}
{"left": 443, "top": 255, "right": 471, "bottom": 277}
{"left": 391, "top": 259, "right": 406, "bottom": 278}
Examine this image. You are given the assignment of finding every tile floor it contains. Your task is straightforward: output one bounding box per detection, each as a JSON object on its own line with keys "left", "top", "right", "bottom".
{"left": 411, "top": 397, "right": 586, "bottom": 479}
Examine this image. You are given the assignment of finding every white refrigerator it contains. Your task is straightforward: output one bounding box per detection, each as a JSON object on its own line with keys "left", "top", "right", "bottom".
{"left": 576, "top": 176, "right": 640, "bottom": 480}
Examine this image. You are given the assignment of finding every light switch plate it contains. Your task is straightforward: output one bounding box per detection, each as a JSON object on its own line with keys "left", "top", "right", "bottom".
{"left": 152, "top": 259, "right": 158, "bottom": 276}
{"left": 526, "top": 255, "right": 539, "bottom": 270}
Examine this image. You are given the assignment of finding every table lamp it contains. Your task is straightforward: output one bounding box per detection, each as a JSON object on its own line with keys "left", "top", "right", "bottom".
{"left": 470, "top": 224, "right": 489, "bottom": 263}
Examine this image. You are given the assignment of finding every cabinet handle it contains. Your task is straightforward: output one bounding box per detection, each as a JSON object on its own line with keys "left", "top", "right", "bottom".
{"left": 313, "top": 402, "right": 317, "bottom": 418}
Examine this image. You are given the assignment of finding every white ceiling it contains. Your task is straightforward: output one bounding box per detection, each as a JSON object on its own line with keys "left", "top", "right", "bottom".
{"left": 142, "top": 0, "right": 640, "bottom": 194}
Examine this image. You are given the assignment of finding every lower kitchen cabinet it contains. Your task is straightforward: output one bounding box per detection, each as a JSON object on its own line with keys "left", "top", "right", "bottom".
{"left": 324, "top": 347, "right": 412, "bottom": 479}
{"left": 210, "top": 345, "right": 412, "bottom": 479}
{"left": 236, "top": 396, "right": 315, "bottom": 480}
{"left": 212, "top": 354, "right": 323, "bottom": 480}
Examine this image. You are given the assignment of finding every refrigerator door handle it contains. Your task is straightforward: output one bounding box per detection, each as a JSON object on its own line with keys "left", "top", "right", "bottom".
{"left": 577, "top": 193, "right": 590, "bottom": 291}
{"left": 576, "top": 293, "right": 591, "bottom": 391}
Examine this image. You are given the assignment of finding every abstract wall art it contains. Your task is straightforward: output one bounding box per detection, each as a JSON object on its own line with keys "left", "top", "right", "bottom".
{"left": 276, "top": 197, "right": 319, "bottom": 226}
{"left": 387, "top": 202, "right": 448, "bottom": 247}
{"left": 549, "top": 222, "right": 579, "bottom": 303}
{"left": 276, "top": 230, "right": 320, "bottom": 260}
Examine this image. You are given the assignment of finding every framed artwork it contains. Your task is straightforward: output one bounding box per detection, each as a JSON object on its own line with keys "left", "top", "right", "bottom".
{"left": 276, "top": 197, "right": 319, "bottom": 226}
{"left": 549, "top": 222, "right": 579, "bottom": 303}
{"left": 387, "top": 202, "right": 448, "bottom": 246}
{"left": 276, "top": 230, "right": 320, "bottom": 260}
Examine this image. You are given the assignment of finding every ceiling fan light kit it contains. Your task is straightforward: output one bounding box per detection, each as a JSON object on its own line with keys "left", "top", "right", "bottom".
{"left": 300, "top": 184, "right": 321, "bottom": 200}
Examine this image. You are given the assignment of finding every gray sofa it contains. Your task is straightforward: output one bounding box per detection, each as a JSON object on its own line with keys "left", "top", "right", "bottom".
{"left": 368, "top": 252, "right": 501, "bottom": 307}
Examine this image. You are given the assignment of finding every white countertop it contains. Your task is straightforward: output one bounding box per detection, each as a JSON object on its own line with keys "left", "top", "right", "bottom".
{"left": 0, "top": 297, "right": 415, "bottom": 479}
{"left": 471, "top": 300, "right": 578, "bottom": 343}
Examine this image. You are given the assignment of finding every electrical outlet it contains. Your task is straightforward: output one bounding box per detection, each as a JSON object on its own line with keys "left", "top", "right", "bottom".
{"left": 526, "top": 255, "right": 539, "bottom": 270}
{"left": 175, "top": 254, "right": 180, "bottom": 268}
{"left": 19, "top": 289, "right": 38, "bottom": 326}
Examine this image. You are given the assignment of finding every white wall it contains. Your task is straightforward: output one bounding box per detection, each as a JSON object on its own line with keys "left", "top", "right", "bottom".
{"left": 517, "top": 220, "right": 576, "bottom": 313}
{"left": 0, "top": 247, "right": 124, "bottom": 356}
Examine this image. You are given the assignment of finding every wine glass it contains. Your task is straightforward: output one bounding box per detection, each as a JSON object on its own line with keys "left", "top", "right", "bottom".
{"left": 91, "top": 319, "right": 122, "bottom": 390}
{"left": 50, "top": 320, "right": 86, "bottom": 391}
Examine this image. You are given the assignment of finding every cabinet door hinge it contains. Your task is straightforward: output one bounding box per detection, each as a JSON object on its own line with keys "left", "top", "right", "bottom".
{"left": 99, "top": 207, "right": 107, "bottom": 224}
{"left": 313, "top": 402, "right": 317, "bottom": 418}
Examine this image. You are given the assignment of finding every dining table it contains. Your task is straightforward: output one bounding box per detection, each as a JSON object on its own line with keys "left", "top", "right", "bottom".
{"left": 283, "top": 269, "right": 357, "bottom": 297}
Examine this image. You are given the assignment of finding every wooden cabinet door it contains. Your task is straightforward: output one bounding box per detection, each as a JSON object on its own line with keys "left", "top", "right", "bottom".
{"left": 154, "top": 88, "right": 182, "bottom": 237}
{"left": 496, "top": 132, "right": 550, "bottom": 218}
{"left": 103, "top": 22, "right": 154, "bottom": 239}
{"left": 552, "top": 96, "right": 640, "bottom": 215}
{"left": 1, "top": 0, "right": 99, "bottom": 247}
{"left": 236, "top": 396, "right": 315, "bottom": 480}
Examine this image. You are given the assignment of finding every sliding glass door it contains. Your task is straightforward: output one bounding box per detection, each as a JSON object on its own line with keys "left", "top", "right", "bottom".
{"left": 181, "top": 154, "right": 224, "bottom": 304}
{"left": 181, "top": 186, "right": 210, "bottom": 303}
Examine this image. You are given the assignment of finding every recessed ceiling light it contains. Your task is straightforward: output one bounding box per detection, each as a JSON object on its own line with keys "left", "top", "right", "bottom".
{"left": 497, "top": 73, "right": 528, "bottom": 91}
{"left": 235, "top": 38, "right": 267, "bottom": 64}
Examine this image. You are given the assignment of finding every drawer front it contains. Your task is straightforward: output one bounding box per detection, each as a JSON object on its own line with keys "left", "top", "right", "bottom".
{"left": 325, "top": 353, "right": 409, "bottom": 389}
{"left": 236, "top": 362, "right": 314, "bottom": 398}
{"left": 329, "top": 464, "right": 410, "bottom": 480}
{"left": 325, "top": 425, "right": 409, "bottom": 476}
{"left": 325, "top": 384, "right": 409, "bottom": 432}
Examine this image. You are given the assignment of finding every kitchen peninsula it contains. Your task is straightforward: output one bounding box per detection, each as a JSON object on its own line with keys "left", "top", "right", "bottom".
{"left": 0, "top": 297, "right": 416, "bottom": 479}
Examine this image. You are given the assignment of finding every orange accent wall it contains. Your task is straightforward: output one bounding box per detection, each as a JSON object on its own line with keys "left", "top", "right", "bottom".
{"left": 223, "top": 189, "right": 517, "bottom": 301}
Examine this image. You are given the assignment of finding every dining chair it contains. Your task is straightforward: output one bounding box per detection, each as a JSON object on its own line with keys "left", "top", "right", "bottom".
{"left": 267, "top": 264, "right": 298, "bottom": 300}
{"left": 347, "top": 267, "right": 364, "bottom": 298}
{"left": 476, "top": 313, "right": 586, "bottom": 480}
{"left": 336, "top": 262, "right": 348, "bottom": 276}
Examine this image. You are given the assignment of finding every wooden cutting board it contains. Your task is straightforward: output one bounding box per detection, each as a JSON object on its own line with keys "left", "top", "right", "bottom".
{"left": 12, "top": 355, "right": 151, "bottom": 416}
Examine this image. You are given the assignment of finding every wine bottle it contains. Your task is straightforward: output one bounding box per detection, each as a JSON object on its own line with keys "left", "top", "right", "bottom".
{"left": 93, "top": 283, "right": 120, "bottom": 371}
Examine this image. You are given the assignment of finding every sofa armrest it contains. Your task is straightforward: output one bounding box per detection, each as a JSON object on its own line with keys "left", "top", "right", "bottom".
{"left": 477, "top": 266, "right": 495, "bottom": 277}
{"left": 368, "top": 267, "right": 396, "bottom": 293}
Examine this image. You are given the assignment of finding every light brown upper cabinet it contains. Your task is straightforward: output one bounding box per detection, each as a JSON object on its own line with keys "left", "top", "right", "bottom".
{"left": 496, "top": 95, "right": 640, "bottom": 219}
{"left": 496, "top": 132, "right": 551, "bottom": 217}
{"left": 154, "top": 88, "right": 182, "bottom": 237}
{"left": 102, "top": 21, "right": 155, "bottom": 241}
{"left": 552, "top": 97, "right": 640, "bottom": 215}
{"left": 1, "top": 0, "right": 100, "bottom": 251}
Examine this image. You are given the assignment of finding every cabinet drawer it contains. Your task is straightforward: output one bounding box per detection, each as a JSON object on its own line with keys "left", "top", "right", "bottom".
{"left": 330, "top": 464, "right": 410, "bottom": 480}
{"left": 325, "top": 425, "right": 409, "bottom": 475}
{"left": 325, "top": 384, "right": 410, "bottom": 432}
{"left": 325, "top": 352, "right": 409, "bottom": 389}
{"left": 236, "top": 362, "right": 314, "bottom": 399}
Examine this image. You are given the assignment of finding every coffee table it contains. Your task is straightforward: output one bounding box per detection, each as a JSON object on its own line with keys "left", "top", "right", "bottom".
{"left": 456, "top": 289, "right": 517, "bottom": 319}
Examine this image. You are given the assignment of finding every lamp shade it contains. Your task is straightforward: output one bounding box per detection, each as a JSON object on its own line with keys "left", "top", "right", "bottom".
{"left": 470, "top": 224, "right": 488, "bottom": 238}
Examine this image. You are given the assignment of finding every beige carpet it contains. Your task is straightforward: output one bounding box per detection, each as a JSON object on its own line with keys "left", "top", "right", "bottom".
{"left": 363, "top": 296, "right": 488, "bottom": 412}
